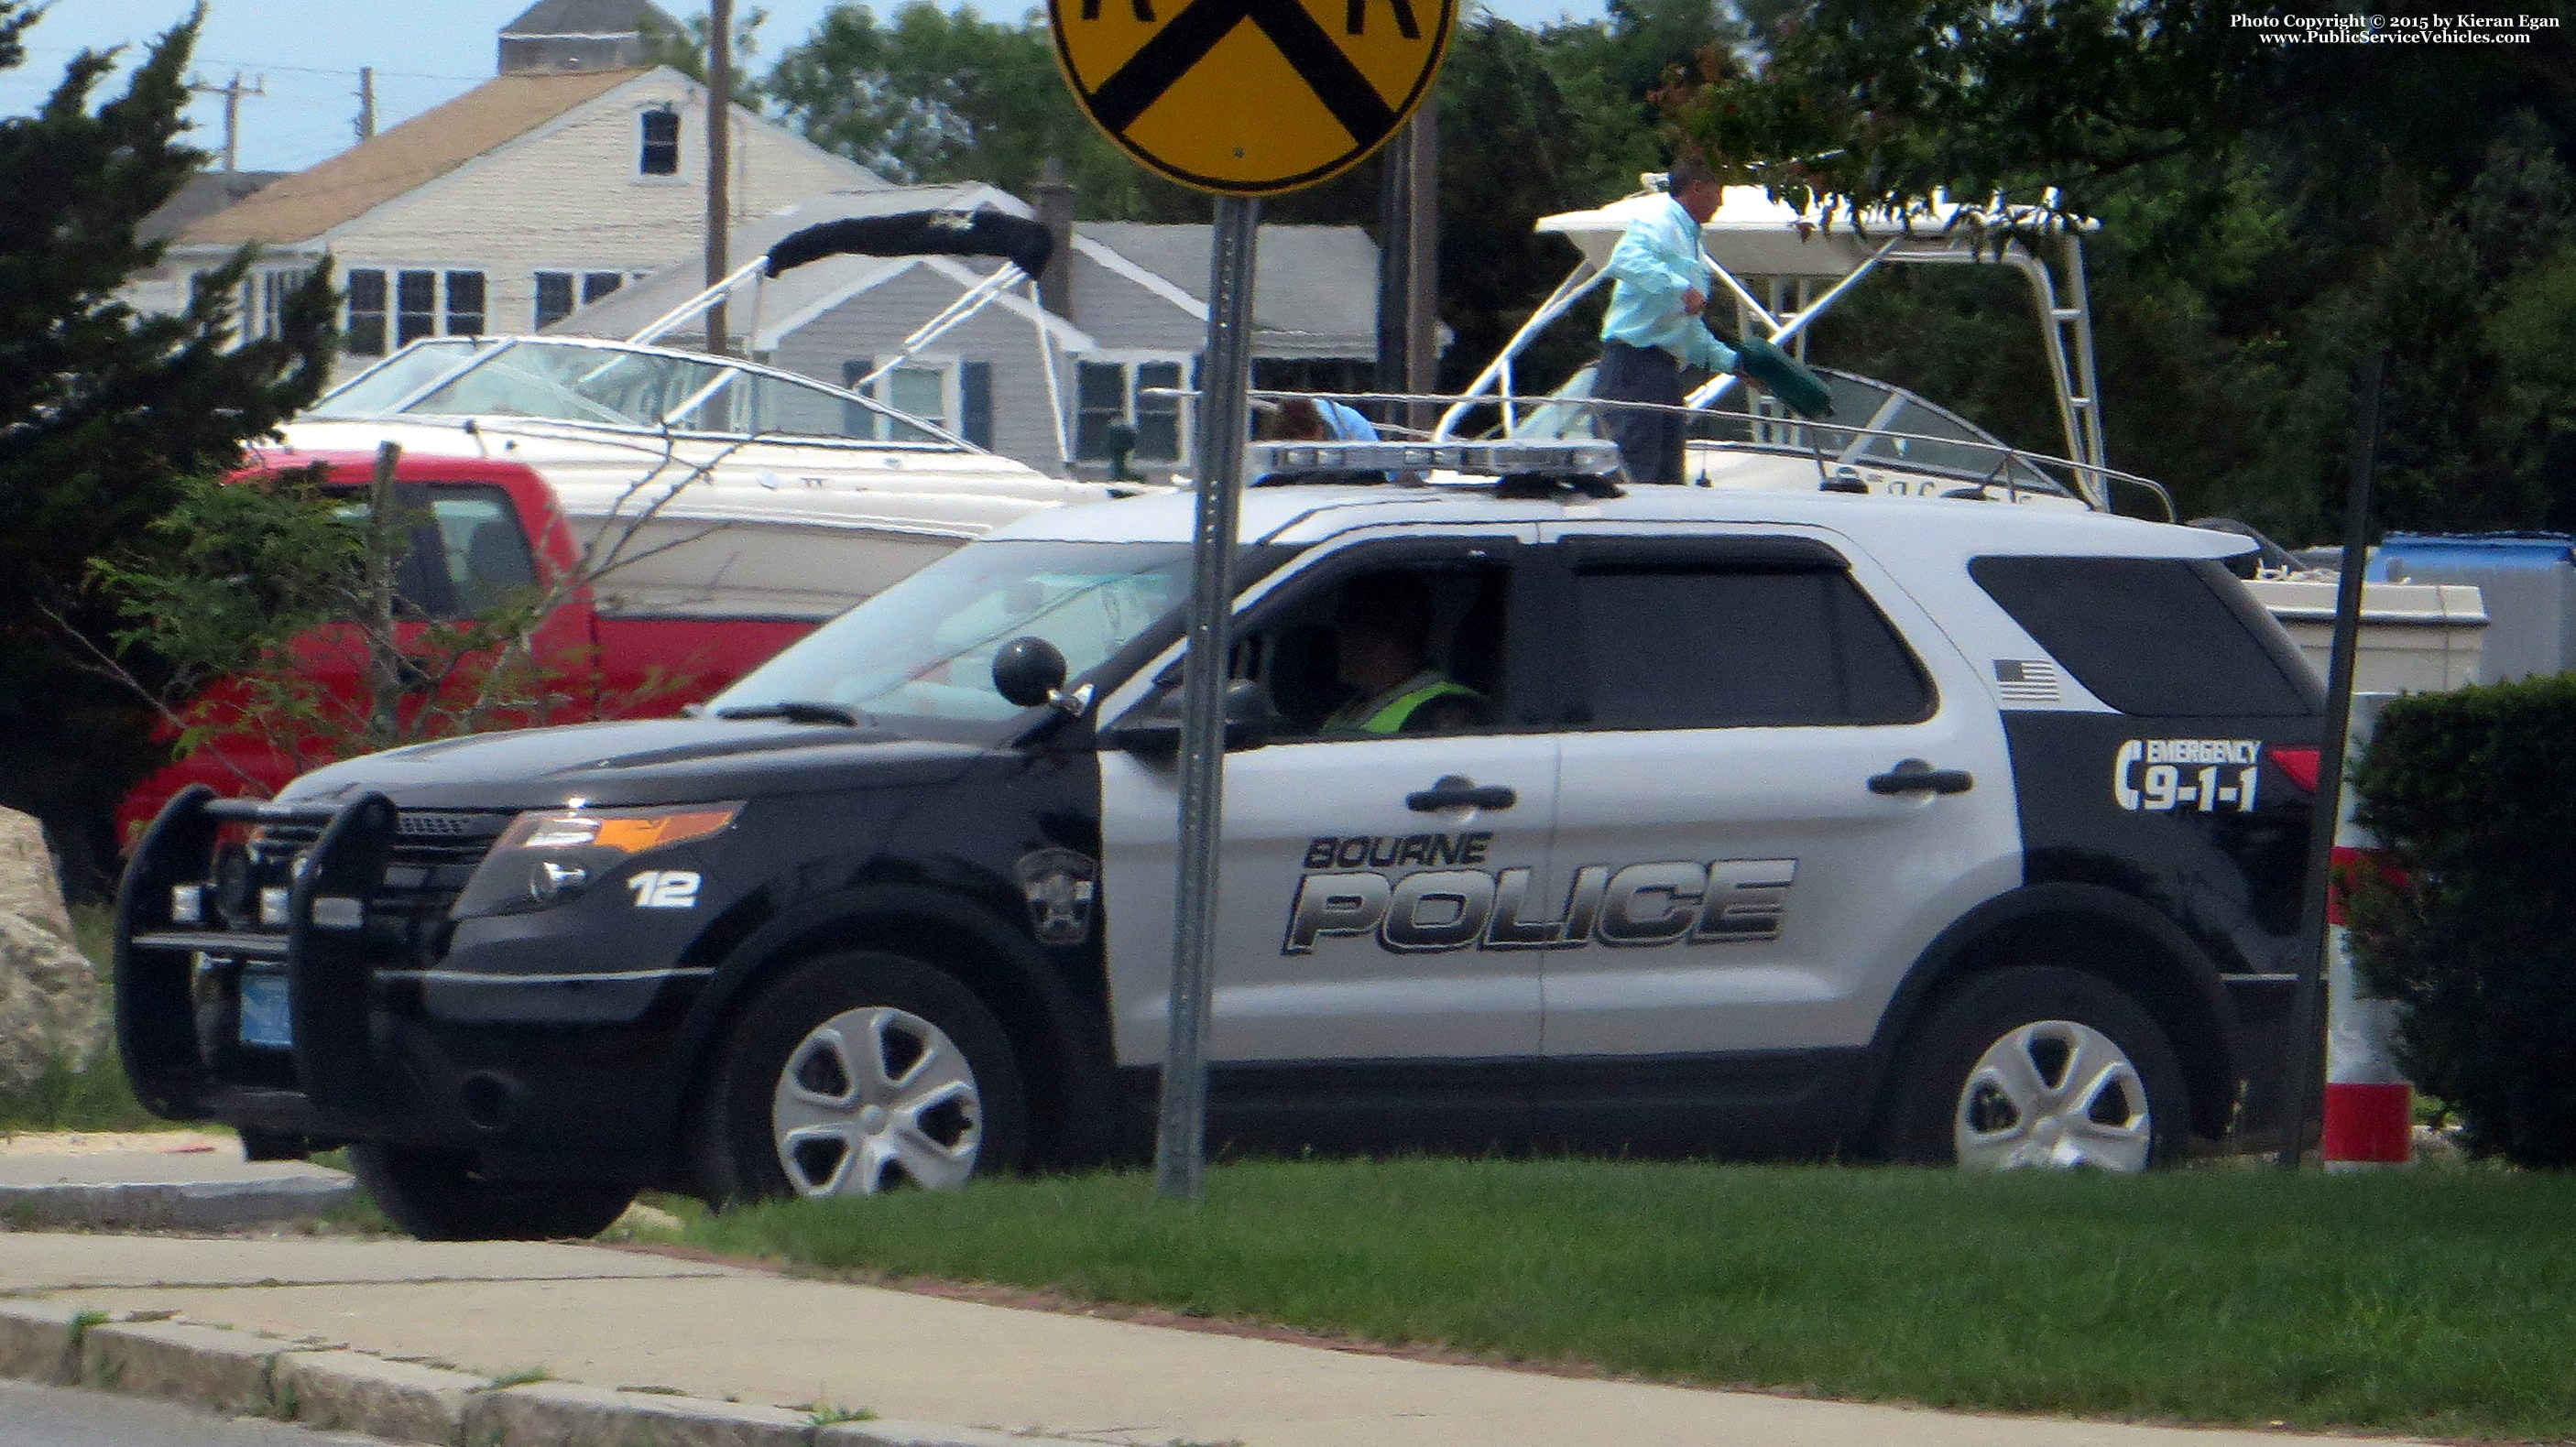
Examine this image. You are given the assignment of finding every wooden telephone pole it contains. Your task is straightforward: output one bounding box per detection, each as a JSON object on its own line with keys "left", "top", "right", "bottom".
{"left": 188, "top": 71, "right": 266, "bottom": 172}
{"left": 704, "top": 0, "right": 733, "bottom": 356}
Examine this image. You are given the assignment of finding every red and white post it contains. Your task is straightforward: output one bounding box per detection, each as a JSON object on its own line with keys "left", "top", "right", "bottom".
{"left": 2321, "top": 692, "right": 2412, "bottom": 1170}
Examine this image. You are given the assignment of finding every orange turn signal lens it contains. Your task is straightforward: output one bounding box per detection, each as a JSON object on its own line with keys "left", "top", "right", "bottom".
{"left": 499, "top": 803, "right": 741, "bottom": 855}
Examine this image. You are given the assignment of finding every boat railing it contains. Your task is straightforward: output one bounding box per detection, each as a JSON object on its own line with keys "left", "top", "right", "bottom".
{"left": 1161, "top": 387, "right": 2178, "bottom": 521}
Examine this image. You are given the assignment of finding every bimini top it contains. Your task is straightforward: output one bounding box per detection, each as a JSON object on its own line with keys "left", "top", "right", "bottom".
{"left": 1536, "top": 186, "right": 2098, "bottom": 277}
{"left": 307, "top": 335, "right": 957, "bottom": 450}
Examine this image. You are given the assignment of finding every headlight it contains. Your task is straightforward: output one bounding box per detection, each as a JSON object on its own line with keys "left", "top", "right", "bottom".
{"left": 453, "top": 802, "right": 742, "bottom": 917}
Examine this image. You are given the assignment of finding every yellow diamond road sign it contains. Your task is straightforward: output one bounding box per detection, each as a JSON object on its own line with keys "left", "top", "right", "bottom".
{"left": 1051, "top": 0, "right": 1454, "bottom": 196}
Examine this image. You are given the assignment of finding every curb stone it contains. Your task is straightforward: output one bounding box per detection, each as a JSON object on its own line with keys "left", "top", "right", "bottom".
{"left": 0, "top": 1175, "right": 353, "bottom": 1230}
{"left": 468, "top": 1379, "right": 813, "bottom": 1447}
{"left": 82, "top": 1318, "right": 289, "bottom": 1415}
{"left": 0, "top": 1302, "right": 1059, "bottom": 1447}
{"left": 274, "top": 1349, "right": 487, "bottom": 1445}
{"left": 0, "top": 1299, "right": 86, "bottom": 1385}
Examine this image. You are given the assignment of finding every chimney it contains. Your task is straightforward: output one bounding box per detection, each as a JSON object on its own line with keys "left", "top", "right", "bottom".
{"left": 1034, "top": 157, "right": 1075, "bottom": 319}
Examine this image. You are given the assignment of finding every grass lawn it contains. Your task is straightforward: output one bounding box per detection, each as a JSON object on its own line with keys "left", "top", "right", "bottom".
{"left": 686, "top": 1158, "right": 2576, "bottom": 1442}
{"left": 0, "top": 903, "right": 165, "bottom": 1135}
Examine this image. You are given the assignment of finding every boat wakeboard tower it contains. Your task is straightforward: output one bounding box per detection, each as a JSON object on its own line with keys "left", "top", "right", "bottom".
{"left": 1429, "top": 180, "right": 2172, "bottom": 518}
{"left": 632, "top": 208, "right": 1073, "bottom": 463}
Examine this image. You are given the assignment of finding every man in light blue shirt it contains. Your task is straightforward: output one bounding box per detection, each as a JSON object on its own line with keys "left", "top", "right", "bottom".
{"left": 1597, "top": 156, "right": 1741, "bottom": 484}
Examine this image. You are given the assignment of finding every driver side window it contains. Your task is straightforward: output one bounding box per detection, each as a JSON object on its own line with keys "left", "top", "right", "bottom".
{"left": 1229, "top": 555, "right": 1514, "bottom": 741}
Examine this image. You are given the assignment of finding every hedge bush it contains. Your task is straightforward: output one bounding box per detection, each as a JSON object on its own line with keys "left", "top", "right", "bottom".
{"left": 2348, "top": 674, "right": 2576, "bottom": 1168}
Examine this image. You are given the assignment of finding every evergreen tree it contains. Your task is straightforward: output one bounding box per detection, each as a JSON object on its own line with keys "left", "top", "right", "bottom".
{"left": 0, "top": 3, "right": 335, "bottom": 887}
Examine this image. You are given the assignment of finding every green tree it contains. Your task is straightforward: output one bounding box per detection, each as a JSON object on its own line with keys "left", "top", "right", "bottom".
{"left": 765, "top": 2, "right": 1152, "bottom": 207}
{"left": 640, "top": 5, "right": 770, "bottom": 108}
{"left": 0, "top": 3, "right": 335, "bottom": 887}
{"left": 1661, "top": 1, "right": 2576, "bottom": 537}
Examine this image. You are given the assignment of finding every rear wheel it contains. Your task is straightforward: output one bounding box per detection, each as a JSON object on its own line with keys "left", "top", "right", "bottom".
{"left": 1882, "top": 966, "right": 2189, "bottom": 1171}
{"left": 348, "top": 1144, "right": 635, "bottom": 1241}
{"left": 698, "top": 951, "right": 1026, "bottom": 1203}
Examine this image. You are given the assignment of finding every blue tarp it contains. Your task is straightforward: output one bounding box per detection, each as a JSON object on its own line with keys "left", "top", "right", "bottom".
{"left": 2370, "top": 533, "right": 2576, "bottom": 579}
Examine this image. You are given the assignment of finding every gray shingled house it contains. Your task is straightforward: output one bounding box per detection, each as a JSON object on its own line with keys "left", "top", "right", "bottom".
{"left": 553, "top": 185, "right": 1387, "bottom": 481}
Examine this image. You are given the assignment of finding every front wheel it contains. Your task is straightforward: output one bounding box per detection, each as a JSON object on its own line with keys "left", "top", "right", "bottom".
{"left": 1881, "top": 966, "right": 2189, "bottom": 1171}
{"left": 697, "top": 951, "right": 1027, "bottom": 1203}
{"left": 348, "top": 1144, "right": 636, "bottom": 1241}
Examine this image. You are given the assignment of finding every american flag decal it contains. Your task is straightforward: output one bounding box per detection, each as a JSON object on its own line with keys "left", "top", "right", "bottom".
{"left": 1993, "top": 658, "right": 2062, "bottom": 703}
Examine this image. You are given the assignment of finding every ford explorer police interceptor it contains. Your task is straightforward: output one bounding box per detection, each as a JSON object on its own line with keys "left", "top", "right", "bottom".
{"left": 115, "top": 452, "right": 2323, "bottom": 1239}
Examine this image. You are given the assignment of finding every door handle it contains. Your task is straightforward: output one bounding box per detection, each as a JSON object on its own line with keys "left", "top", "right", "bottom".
{"left": 1406, "top": 775, "right": 1517, "bottom": 811}
{"left": 1867, "top": 759, "right": 1974, "bottom": 796}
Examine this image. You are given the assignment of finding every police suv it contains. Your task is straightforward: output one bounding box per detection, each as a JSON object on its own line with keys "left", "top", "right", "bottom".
{"left": 115, "top": 443, "right": 2324, "bottom": 1238}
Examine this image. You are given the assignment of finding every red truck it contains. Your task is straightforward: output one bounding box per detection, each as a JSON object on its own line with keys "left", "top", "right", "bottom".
{"left": 118, "top": 334, "right": 1122, "bottom": 838}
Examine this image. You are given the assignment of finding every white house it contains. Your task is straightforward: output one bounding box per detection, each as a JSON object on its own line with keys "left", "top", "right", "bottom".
{"left": 160, "top": 0, "right": 880, "bottom": 374}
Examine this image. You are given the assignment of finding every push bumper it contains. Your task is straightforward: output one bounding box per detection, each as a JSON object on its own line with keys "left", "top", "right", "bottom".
{"left": 114, "top": 788, "right": 700, "bottom": 1180}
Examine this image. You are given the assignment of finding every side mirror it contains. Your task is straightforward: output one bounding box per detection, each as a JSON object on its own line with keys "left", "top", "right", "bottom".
{"left": 1101, "top": 679, "right": 1273, "bottom": 756}
{"left": 992, "top": 636, "right": 1070, "bottom": 709}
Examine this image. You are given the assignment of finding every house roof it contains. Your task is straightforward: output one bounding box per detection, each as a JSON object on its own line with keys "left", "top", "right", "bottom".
{"left": 1078, "top": 223, "right": 1379, "bottom": 357}
{"left": 500, "top": 0, "right": 674, "bottom": 36}
{"left": 142, "top": 171, "right": 286, "bottom": 244}
{"left": 179, "top": 67, "right": 648, "bottom": 247}
{"left": 552, "top": 183, "right": 1056, "bottom": 349}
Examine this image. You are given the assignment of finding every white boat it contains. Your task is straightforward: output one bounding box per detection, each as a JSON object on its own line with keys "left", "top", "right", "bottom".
{"left": 287, "top": 208, "right": 1134, "bottom": 622}
{"left": 1433, "top": 185, "right": 2150, "bottom": 515}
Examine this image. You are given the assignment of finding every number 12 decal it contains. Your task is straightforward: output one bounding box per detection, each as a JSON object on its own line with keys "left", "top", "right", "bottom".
{"left": 628, "top": 870, "right": 702, "bottom": 908}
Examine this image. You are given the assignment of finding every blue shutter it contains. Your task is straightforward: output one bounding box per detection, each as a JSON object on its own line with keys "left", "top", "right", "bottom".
{"left": 960, "top": 362, "right": 993, "bottom": 449}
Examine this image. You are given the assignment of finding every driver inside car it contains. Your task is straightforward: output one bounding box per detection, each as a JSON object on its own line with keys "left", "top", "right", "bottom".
{"left": 1317, "top": 571, "right": 1488, "bottom": 735}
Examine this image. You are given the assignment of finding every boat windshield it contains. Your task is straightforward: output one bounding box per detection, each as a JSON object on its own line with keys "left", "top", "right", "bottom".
{"left": 309, "top": 338, "right": 953, "bottom": 447}
{"left": 1506, "top": 364, "right": 2064, "bottom": 495}
{"left": 711, "top": 539, "right": 1194, "bottom": 743}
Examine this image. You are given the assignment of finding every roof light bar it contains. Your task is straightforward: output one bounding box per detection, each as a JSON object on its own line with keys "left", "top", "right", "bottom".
{"left": 1249, "top": 439, "right": 1621, "bottom": 479}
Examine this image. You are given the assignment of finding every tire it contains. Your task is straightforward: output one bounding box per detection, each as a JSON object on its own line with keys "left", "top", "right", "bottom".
{"left": 696, "top": 951, "right": 1027, "bottom": 1204}
{"left": 349, "top": 1144, "right": 636, "bottom": 1241}
{"left": 1880, "top": 966, "right": 2189, "bottom": 1171}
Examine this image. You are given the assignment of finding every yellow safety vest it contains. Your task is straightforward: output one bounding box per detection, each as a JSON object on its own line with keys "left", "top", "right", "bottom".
{"left": 1324, "top": 674, "right": 1486, "bottom": 735}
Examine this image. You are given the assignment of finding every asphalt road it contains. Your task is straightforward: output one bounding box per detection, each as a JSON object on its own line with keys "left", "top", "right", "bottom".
{"left": 0, "top": 1379, "right": 386, "bottom": 1447}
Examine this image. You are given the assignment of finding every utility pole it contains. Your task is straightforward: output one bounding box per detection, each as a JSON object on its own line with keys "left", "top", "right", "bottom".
{"left": 703, "top": 0, "right": 733, "bottom": 356}
{"left": 1374, "top": 127, "right": 1410, "bottom": 424}
{"left": 187, "top": 71, "right": 266, "bottom": 172}
{"left": 355, "top": 67, "right": 377, "bottom": 143}
{"left": 1403, "top": 107, "right": 1438, "bottom": 432}
{"left": 1373, "top": 108, "right": 1438, "bottom": 430}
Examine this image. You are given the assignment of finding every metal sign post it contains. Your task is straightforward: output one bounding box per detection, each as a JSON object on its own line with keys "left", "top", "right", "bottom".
{"left": 1153, "top": 196, "right": 1261, "bottom": 1201}
{"left": 2279, "top": 351, "right": 2387, "bottom": 1170}
{"left": 1047, "top": 0, "right": 1451, "bottom": 1203}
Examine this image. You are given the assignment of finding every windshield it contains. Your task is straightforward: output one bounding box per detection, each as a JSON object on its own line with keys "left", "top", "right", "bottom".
{"left": 311, "top": 340, "right": 493, "bottom": 415}
{"left": 309, "top": 339, "right": 953, "bottom": 447}
{"left": 711, "top": 539, "right": 1194, "bottom": 742}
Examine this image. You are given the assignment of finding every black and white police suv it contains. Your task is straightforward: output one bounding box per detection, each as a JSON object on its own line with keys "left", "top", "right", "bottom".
{"left": 115, "top": 442, "right": 2325, "bottom": 1238}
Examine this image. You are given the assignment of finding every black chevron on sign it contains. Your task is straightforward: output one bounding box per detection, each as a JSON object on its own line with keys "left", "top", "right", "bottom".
{"left": 1083, "top": 0, "right": 1400, "bottom": 147}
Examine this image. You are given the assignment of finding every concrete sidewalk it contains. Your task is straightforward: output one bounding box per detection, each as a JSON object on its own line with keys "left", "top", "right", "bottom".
{"left": 0, "top": 1233, "right": 2429, "bottom": 1447}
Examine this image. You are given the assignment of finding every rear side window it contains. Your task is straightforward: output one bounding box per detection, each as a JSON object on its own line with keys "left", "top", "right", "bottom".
{"left": 1970, "top": 555, "right": 2319, "bottom": 716}
{"left": 331, "top": 484, "right": 539, "bottom": 620}
{"left": 1567, "top": 549, "right": 1933, "bottom": 729}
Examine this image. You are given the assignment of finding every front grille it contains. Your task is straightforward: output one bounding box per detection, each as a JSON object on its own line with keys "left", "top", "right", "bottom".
{"left": 252, "top": 809, "right": 510, "bottom": 927}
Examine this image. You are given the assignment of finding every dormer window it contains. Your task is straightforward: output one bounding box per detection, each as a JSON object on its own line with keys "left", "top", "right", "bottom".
{"left": 639, "top": 109, "right": 680, "bottom": 176}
